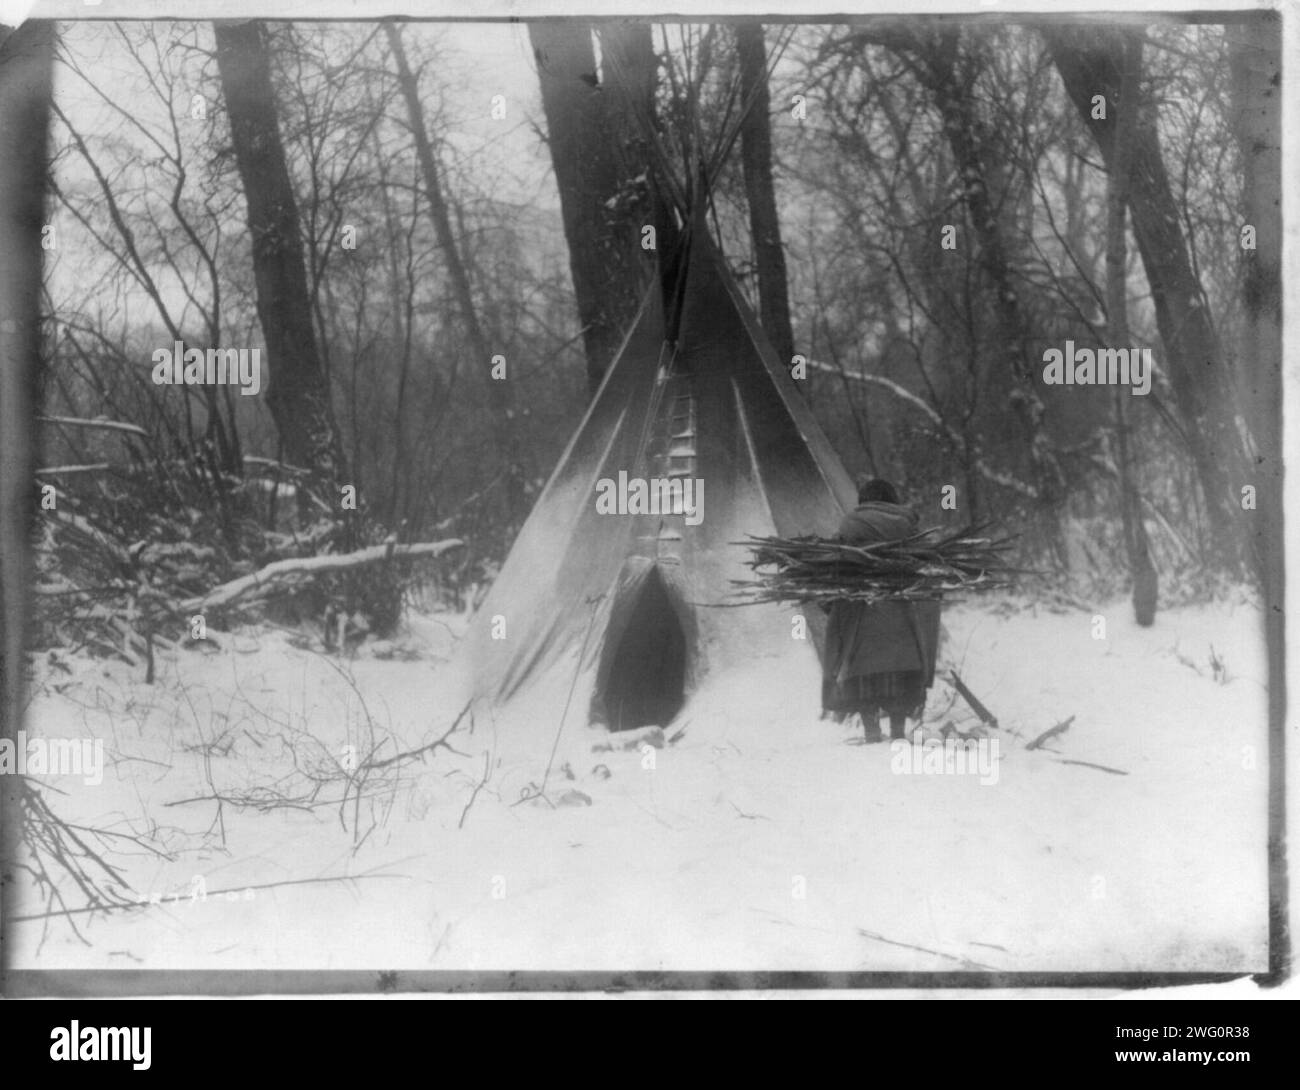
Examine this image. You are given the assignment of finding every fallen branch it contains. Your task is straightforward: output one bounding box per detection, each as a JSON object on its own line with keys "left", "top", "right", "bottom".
{"left": 949, "top": 670, "right": 999, "bottom": 729}
{"left": 857, "top": 927, "right": 995, "bottom": 970}
{"left": 10, "top": 872, "right": 410, "bottom": 923}
{"left": 181, "top": 539, "right": 465, "bottom": 612}
{"left": 162, "top": 790, "right": 324, "bottom": 813}
{"left": 1050, "top": 757, "right": 1129, "bottom": 776}
{"left": 1026, "top": 715, "right": 1075, "bottom": 751}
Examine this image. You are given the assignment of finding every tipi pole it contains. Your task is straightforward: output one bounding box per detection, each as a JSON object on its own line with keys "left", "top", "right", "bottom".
{"left": 534, "top": 592, "right": 605, "bottom": 801}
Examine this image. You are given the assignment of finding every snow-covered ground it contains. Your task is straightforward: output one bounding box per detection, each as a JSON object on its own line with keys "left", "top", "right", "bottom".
{"left": 11, "top": 591, "right": 1270, "bottom": 974}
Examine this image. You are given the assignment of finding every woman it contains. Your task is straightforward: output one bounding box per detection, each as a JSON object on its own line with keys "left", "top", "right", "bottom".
{"left": 822, "top": 478, "right": 941, "bottom": 743}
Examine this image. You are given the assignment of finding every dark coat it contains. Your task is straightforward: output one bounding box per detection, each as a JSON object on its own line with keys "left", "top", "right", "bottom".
{"left": 823, "top": 501, "right": 941, "bottom": 697}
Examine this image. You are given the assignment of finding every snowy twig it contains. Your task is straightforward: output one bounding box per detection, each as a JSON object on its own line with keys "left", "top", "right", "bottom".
{"left": 360, "top": 701, "right": 472, "bottom": 771}
{"left": 458, "top": 751, "right": 493, "bottom": 830}
{"left": 10, "top": 872, "right": 410, "bottom": 923}
{"left": 46, "top": 509, "right": 134, "bottom": 571}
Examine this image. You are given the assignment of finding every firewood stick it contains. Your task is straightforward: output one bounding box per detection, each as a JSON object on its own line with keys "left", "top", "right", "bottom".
{"left": 949, "top": 670, "right": 998, "bottom": 728}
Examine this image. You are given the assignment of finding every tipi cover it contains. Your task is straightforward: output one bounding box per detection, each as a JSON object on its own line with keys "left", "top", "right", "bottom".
{"left": 464, "top": 209, "right": 857, "bottom": 730}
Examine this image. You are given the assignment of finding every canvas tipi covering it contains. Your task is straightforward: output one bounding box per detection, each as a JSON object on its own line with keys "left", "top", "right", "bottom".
{"left": 465, "top": 208, "right": 857, "bottom": 731}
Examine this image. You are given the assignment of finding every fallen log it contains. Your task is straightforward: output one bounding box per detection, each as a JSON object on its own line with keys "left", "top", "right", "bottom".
{"left": 180, "top": 539, "right": 465, "bottom": 612}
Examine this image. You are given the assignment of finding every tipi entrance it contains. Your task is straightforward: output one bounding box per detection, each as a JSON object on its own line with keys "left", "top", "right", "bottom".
{"left": 594, "top": 563, "right": 693, "bottom": 731}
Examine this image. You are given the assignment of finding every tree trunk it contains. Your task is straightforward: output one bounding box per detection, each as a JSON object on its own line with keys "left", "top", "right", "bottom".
{"left": 213, "top": 21, "right": 348, "bottom": 502}
{"left": 1045, "top": 26, "right": 1247, "bottom": 568}
{"left": 736, "top": 23, "right": 796, "bottom": 368}
{"left": 0, "top": 16, "right": 54, "bottom": 880}
{"left": 530, "top": 22, "right": 656, "bottom": 394}
{"left": 1228, "top": 14, "right": 1282, "bottom": 586}
{"left": 1228, "top": 21, "right": 1283, "bottom": 887}
{"left": 372, "top": 128, "right": 415, "bottom": 528}
{"left": 384, "top": 24, "right": 523, "bottom": 531}
{"left": 1105, "top": 31, "right": 1157, "bottom": 625}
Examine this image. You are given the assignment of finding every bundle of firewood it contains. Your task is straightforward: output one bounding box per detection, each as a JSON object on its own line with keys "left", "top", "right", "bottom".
{"left": 732, "top": 525, "right": 1019, "bottom": 606}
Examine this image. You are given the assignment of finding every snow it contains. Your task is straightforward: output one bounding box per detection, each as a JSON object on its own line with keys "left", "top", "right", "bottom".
{"left": 11, "top": 591, "right": 1270, "bottom": 975}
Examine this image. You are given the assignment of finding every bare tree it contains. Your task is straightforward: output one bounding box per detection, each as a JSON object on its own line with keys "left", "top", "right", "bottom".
{"left": 1105, "top": 30, "right": 1157, "bottom": 624}
{"left": 52, "top": 24, "right": 246, "bottom": 489}
{"left": 1045, "top": 24, "right": 1248, "bottom": 568}
{"left": 214, "top": 21, "right": 349, "bottom": 502}
{"left": 384, "top": 23, "right": 523, "bottom": 530}
{"left": 824, "top": 25, "right": 1067, "bottom": 530}
{"left": 736, "top": 23, "right": 795, "bottom": 367}
{"left": 903, "top": 28, "right": 1064, "bottom": 512}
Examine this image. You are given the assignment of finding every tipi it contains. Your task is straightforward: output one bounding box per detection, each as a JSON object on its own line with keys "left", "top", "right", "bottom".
{"left": 465, "top": 196, "right": 857, "bottom": 731}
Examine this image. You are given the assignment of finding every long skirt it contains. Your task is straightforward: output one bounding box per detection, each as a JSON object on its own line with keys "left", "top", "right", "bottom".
{"left": 822, "top": 669, "right": 927, "bottom": 719}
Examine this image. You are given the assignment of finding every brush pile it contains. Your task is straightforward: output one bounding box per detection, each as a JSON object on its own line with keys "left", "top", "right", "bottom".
{"left": 733, "top": 525, "right": 1018, "bottom": 607}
